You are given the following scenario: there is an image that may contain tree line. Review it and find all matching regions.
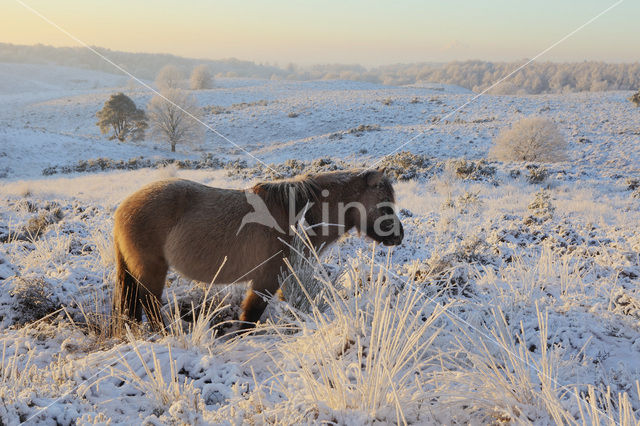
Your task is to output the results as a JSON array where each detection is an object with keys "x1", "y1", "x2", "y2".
[{"x1": 3, "y1": 43, "x2": 640, "y2": 94}]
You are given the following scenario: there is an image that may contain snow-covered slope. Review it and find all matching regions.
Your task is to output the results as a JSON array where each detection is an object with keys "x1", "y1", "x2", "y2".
[{"x1": 0, "y1": 63, "x2": 639, "y2": 424}]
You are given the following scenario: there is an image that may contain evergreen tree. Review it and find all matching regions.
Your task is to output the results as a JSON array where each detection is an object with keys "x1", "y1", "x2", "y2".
[{"x1": 96, "y1": 93, "x2": 147, "y2": 141}]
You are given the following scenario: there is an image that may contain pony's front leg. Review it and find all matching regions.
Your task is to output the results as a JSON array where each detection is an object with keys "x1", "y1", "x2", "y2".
[{"x1": 239, "y1": 277, "x2": 280, "y2": 329}]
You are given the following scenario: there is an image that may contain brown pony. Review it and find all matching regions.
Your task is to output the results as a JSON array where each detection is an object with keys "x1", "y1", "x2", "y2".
[{"x1": 112, "y1": 168, "x2": 403, "y2": 329}]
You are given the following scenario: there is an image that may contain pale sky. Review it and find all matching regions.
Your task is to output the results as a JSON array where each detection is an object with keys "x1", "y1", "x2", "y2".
[{"x1": 3, "y1": 0, "x2": 639, "y2": 66}]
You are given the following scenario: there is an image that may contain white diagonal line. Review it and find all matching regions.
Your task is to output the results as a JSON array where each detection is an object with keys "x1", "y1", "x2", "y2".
[
  {"x1": 363, "y1": 0, "x2": 625, "y2": 173},
  {"x1": 13, "y1": 0, "x2": 282, "y2": 177}
]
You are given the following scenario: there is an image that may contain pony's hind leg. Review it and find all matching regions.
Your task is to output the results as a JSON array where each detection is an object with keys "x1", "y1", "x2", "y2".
[
  {"x1": 114, "y1": 243, "x2": 144, "y2": 325},
  {"x1": 141, "y1": 291, "x2": 166, "y2": 332},
  {"x1": 136, "y1": 263, "x2": 169, "y2": 332},
  {"x1": 239, "y1": 276, "x2": 280, "y2": 329}
]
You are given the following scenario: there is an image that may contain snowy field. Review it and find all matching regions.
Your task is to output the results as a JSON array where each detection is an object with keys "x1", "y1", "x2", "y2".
[{"x1": 0, "y1": 62, "x2": 640, "y2": 424}]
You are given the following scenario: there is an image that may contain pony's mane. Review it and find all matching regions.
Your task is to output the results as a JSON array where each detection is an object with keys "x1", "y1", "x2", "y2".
[{"x1": 252, "y1": 174, "x2": 321, "y2": 210}]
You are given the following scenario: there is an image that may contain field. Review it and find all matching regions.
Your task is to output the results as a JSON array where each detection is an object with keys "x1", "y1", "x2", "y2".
[{"x1": 1, "y1": 62, "x2": 640, "y2": 424}]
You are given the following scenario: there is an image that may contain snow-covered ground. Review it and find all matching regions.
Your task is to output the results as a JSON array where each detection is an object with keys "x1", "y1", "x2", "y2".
[{"x1": 0, "y1": 63, "x2": 640, "y2": 424}]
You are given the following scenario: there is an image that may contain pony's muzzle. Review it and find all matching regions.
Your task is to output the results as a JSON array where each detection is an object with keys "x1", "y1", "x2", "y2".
[{"x1": 381, "y1": 219, "x2": 404, "y2": 246}]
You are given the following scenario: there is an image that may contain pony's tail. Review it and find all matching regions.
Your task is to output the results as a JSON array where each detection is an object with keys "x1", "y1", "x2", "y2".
[{"x1": 112, "y1": 241, "x2": 142, "y2": 329}]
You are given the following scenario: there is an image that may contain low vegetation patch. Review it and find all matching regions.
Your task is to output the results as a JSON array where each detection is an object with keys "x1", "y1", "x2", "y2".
[
  {"x1": 1, "y1": 202, "x2": 64, "y2": 242},
  {"x1": 227, "y1": 157, "x2": 348, "y2": 180},
  {"x1": 525, "y1": 189, "x2": 555, "y2": 225},
  {"x1": 21, "y1": 207, "x2": 63, "y2": 240},
  {"x1": 203, "y1": 100, "x2": 268, "y2": 115},
  {"x1": 42, "y1": 154, "x2": 246, "y2": 176},
  {"x1": 328, "y1": 124, "x2": 380, "y2": 140},
  {"x1": 377, "y1": 151, "x2": 437, "y2": 181},
  {"x1": 450, "y1": 158, "x2": 497, "y2": 182},
  {"x1": 8, "y1": 276, "x2": 61, "y2": 325}
]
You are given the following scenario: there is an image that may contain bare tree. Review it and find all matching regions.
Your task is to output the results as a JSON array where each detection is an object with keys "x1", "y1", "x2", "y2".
[
  {"x1": 147, "y1": 89, "x2": 204, "y2": 152},
  {"x1": 490, "y1": 116, "x2": 568, "y2": 162},
  {"x1": 155, "y1": 65, "x2": 184, "y2": 90},
  {"x1": 190, "y1": 65, "x2": 214, "y2": 90},
  {"x1": 96, "y1": 92, "x2": 147, "y2": 141}
]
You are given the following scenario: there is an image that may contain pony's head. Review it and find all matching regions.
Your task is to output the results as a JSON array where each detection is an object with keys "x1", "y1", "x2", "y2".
[
  {"x1": 351, "y1": 168, "x2": 404, "y2": 246},
  {"x1": 252, "y1": 168, "x2": 404, "y2": 247}
]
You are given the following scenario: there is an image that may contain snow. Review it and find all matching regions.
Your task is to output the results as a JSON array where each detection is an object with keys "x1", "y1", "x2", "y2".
[{"x1": 0, "y1": 63, "x2": 639, "y2": 424}]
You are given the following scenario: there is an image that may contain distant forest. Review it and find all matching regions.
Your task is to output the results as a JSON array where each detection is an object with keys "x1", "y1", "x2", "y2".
[{"x1": 1, "y1": 43, "x2": 639, "y2": 94}]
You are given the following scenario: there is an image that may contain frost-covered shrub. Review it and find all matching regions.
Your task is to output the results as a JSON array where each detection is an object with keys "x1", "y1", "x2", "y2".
[
  {"x1": 378, "y1": 151, "x2": 435, "y2": 181},
  {"x1": 490, "y1": 117, "x2": 568, "y2": 162},
  {"x1": 526, "y1": 164, "x2": 548, "y2": 184},
  {"x1": 456, "y1": 191, "x2": 482, "y2": 214},
  {"x1": 23, "y1": 208, "x2": 62, "y2": 239},
  {"x1": 611, "y1": 291, "x2": 640, "y2": 321},
  {"x1": 12, "y1": 204, "x2": 63, "y2": 241},
  {"x1": 227, "y1": 157, "x2": 347, "y2": 180},
  {"x1": 9, "y1": 277, "x2": 61, "y2": 324},
  {"x1": 156, "y1": 65, "x2": 184, "y2": 90},
  {"x1": 346, "y1": 124, "x2": 380, "y2": 135},
  {"x1": 451, "y1": 159, "x2": 496, "y2": 182},
  {"x1": 190, "y1": 64, "x2": 213, "y2": 90},
  {"x1": 412, "y1": 235, "x2": 491, "y2": 296},
  {"x1": 525, "y1": 189, "x2": 555, "y2": 224}
]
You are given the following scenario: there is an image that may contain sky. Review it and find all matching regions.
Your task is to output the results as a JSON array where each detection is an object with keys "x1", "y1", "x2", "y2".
[{"x1": 3, "y1": 0, "x2": 639, "y2": 66}]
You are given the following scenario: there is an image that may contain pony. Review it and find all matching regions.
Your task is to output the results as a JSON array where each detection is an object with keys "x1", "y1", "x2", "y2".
[{"x1": 112, "y1": 168, "x2": 403, "y2": 330}]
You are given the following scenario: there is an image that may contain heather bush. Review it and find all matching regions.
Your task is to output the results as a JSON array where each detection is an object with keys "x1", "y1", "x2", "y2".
[
  {"x1": 227, "y1": 157, "x2": 347, "y2": 180},
  {"x1": 42, "y1": 154, "x2": 240, "y2": 176},
  {"x1": 450, "y1": 159, "x2": 496, "y2": 182},
  {"x1": 378, "y1": 151, "x2": 435, "y2": 181},
  {"x1": 9, "y1": 277, "x2": 61, "y2": 324},
  {"x1": 20, "y1": 207, "x2": 63, "y2": 240},
  {"x1": 527, "y1": 164, "x2": 548, "y2": 184},
  {"x1": 328, "y1": 124, "x2": 380, "y2": 140}
]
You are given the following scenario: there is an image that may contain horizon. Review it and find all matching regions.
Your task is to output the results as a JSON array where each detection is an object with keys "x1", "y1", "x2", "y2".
[{"x1": 4, "y1": 1, "x2": 639, "y2": 67}]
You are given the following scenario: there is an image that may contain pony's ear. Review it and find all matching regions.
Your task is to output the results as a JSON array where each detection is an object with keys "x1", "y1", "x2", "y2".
[{"x1": 365, "y1": 168, "x2": 385, "y2": 187}]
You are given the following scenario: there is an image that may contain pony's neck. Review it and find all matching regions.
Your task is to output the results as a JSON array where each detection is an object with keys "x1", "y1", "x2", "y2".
[{"x1": 304, "y1": 178, "x2": 361, "y2": 249}]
